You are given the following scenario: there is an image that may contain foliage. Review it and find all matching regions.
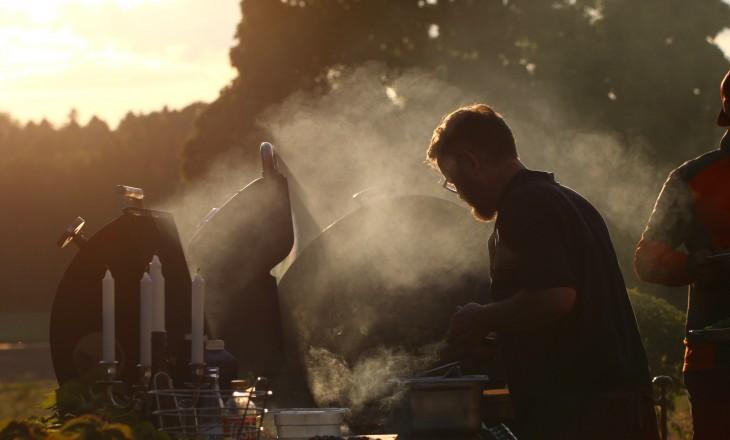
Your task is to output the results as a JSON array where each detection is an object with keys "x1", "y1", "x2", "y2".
[
  {"x1": 0, "y1": 380, "x2": 168, "y2": 440},
  {"x1": 0, "y1": 414, "x2": 134, "y2": 440},
  {"x1": 0, "y1": 104, "x2": 204, "y2": 315},
  {"x1": 628, "y1": 288, "x2": 685, "y2": 379},
  {"x1": 183, "y1": 0, "x2": 730, "y2": 179}
]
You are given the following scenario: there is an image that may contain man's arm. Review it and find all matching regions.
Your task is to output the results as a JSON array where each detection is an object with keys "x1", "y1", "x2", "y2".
[
  {"x1": 634, "y1": 171, "x2": 693, "y2": 286},
  {"x1": 450, "y1": 188, "x2": 577, "y2": 341},
  {"x1": 451, "y1": 287, "x2": 575, "y2": 338}
]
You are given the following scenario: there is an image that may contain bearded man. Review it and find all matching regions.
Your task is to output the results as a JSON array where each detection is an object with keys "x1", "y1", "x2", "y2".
[{"x1": 428, "y1": 104, "x2": 658, "y2": 440}]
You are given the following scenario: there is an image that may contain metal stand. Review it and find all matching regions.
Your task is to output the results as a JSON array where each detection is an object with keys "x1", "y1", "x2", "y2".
[
  {"x1": 148, "y1": 375, "x2": 273, "y2": 439},
  {"x1": 90, "y1": 361, "x2": 131, "y2": 408},
  {"x1": 653, "y1": 375, "x2": 673, "y2": 440}
]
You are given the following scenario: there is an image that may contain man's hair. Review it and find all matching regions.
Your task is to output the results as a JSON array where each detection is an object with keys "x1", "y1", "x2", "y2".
[{"x1": 426, "y1": 104, "x2": 517, "y2": 167}]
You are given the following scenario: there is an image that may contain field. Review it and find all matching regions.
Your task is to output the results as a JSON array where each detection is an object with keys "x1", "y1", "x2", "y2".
[{"x1": 0, "y1": 313, "x2": 55, "y2": 424}]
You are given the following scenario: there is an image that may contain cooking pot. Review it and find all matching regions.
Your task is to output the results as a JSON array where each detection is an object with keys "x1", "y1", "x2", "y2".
[{"x1": 400, "y1": 364, "x2": 489, "y2": 434}]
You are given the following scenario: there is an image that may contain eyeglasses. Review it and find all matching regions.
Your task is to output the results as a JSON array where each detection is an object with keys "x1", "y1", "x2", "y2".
[{"x1": 441, "y1": 179, "x2": 458, "y2": 193}]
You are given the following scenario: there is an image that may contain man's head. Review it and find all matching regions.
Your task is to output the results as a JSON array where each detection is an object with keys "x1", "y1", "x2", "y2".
[
  {"x1": 718, "y1": 70, "x2": 730, "y2": 127},
  {"x1": 426, "y1": 104, "x2": 522, "y2": 221}
]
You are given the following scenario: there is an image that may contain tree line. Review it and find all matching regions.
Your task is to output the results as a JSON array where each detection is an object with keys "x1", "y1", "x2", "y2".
[{"x1": 0, "y1": 105, "x2": 204, "y2": 314}]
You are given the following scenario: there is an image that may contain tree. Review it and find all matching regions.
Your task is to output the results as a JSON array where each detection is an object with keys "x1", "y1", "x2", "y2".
[
  {"x1": 0, "y1": 104, "x2": 205, "y2": 315},
  {"x1": 183, "y1": 0, "x2": 730, "y2": 179}
]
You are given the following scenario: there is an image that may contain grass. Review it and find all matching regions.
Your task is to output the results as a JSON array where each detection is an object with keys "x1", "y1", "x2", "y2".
[
  {"x1": 0, "y1": 378, "x2": 55, "y2": 424},
  {"x1": 669, "y1": 392, "x2": 692, "y2": 440}
]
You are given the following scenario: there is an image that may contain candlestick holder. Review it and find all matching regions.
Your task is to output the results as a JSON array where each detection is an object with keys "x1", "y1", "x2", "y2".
[
  {"x1": 136, "y1": 363, "x2": 152, "y2": 387},
  {"x1": 125, "y1": 364, "x2": 153, "y2": 413},
  {"x1": 187, "y1": 362, "x2": 207, "y2": 388},
  {"x1": 98, "y1": 360, "x2": 119, "y2": 382},
  {"x1": 90, "y1": 361, "x2": 131, "y2": 408}
]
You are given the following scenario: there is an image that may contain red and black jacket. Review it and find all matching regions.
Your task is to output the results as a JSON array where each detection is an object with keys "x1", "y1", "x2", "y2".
[{"x1": 634, "y1": 133, "x2": 730, "y2": 372}]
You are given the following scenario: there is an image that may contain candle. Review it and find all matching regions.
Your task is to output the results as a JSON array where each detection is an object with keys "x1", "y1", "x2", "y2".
[
  {"x1": 139, "y1": 272, "x2": 153, "y2": 366},
  {"x1": 149, "y1": 255, "x2": 165, "y2": 332},
  {"x1": 191, "y1": 273, "x2": 205, "y2": 365},
  {"x1": 102, "y1": 269, "x2": 115, "y2": 363}
]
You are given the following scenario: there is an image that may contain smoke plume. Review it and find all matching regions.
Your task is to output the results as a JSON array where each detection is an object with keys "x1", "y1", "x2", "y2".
[{"x1": 161, "y1": 62, "x2": 673, "y2": 408}]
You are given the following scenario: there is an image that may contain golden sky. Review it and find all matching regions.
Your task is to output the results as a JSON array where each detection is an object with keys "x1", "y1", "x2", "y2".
[
  {"x1": 0, "y1": 0, "x2": 239, "y2": 127},
  {"x1": 0, "y1": 1, "x2": 728, "y2": 128}
]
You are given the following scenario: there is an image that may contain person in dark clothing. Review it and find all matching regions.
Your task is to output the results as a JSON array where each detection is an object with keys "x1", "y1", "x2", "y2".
[
  {"x1": 634, "y1": 70, "x2": 730, "y2": 440},
  {"x1": 427, "y1": 104, "x2": 659, "y2": 440}
]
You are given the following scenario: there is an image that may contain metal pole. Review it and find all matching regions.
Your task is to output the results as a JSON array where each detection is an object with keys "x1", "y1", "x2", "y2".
[{"x1": 653, "y1": 375, "x2": 673, "y2": 440}]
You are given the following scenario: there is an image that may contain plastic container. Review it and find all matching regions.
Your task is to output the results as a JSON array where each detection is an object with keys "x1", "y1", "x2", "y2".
[{"x1": 273, "y1": 409, "x2": 347, "y2": 440}]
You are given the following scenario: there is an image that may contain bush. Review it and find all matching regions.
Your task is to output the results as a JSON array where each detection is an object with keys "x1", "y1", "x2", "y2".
[{"x1": 628, "y1": 288, "x2": 685, "y2": 380}]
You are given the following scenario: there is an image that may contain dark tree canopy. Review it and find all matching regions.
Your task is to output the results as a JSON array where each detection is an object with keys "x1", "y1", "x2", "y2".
[{"x1": 183, "y1": 0, "x2": 730, "y2": 178}]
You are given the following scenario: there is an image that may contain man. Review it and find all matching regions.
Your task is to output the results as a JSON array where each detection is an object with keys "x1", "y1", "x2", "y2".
[
  {"x1": 428, "y1": 104, "x2": 658, "y2": 440},
  {"x1": 634, "y1": 70, "x2": 730, "y2": 439}
]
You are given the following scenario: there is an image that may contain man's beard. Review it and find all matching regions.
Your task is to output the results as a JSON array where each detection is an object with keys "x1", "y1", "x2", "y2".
[{"x1": 471, "y1": 205, "x2": 496, "y2": 222}]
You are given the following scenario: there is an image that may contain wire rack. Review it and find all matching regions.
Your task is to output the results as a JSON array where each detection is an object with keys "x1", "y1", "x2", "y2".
[{"x1": 149, "y1": 376, "x2": 272, "y2": 439}]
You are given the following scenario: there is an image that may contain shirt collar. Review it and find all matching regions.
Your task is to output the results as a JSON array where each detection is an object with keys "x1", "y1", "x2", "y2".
[{"x1": 497, "y1": 169, "x2": 556, "y2": 209}]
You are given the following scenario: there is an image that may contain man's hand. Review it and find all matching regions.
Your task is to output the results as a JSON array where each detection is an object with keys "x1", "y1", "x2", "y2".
[
  {"x1": 442, "y1": 302, "x2": 489, "y2": 363},
  {"x1": 450, "y1": 288, "x2": 575, "y2": 337},
  {"x1": 448, "y1": 302, "x2": 488, "y2": 343}
]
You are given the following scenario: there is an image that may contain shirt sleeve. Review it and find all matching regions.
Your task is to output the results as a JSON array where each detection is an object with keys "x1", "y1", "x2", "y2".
[
  {"x1": 634, "y1": 171, "x2": 693, "y2": 286},
  {"x1": 494, "y1": 188, "x2": 576, "y2": 291}
]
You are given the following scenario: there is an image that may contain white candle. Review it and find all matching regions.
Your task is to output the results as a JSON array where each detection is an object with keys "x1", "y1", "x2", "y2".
[
  {"x1": 102, "y1": 269, "x2": 115, "y2": 363},
  {"x1": 191, "y1": 273, "x2": 205, "y2": 365},
  {"x1": 150, "y1": 255, "x2": 165, "y2": 332},
  {"x1": 139, "y1": 272, "x2": 153, "y2": 366}
]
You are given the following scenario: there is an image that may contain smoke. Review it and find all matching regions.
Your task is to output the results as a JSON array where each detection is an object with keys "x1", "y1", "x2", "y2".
[
  {"x1": 260, "y1": 63, "x2": 469, "y2": 228},
  {"x1": 305, "y1": 342, "x2": 445, "y2": 409},
  {"x1": 160, "y1": 148, "x2": 260, "y2": 244},
  {"x1": 261, "y1": 62, "x2": 669, "y2": 237},
  {"x1": 255, "y1": 62, "x2": 671, "y2": 407},
  {"x1": 514, "y1": 124, "x2": 667, "y2": 236},
  {"x1": 159, "y1": 62, "x2": 672, "y2": 409}
]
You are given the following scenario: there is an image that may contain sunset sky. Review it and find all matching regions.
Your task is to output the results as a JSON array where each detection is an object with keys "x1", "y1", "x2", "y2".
[
  {"x1": 0, "y1": 0, "x2": 239, "y2": 127},
  {"x1": 0, "y1": 0, "x2": 728, "y2": 128}
]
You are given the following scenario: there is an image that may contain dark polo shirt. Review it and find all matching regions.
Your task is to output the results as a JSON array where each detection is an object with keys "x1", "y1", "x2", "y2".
[{"x1": 488, "y1": 170, "x2": 651, "y2": 413}]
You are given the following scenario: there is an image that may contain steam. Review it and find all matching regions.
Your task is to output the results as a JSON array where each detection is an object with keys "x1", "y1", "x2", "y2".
[
  {"x1": 260, "y1": 62, "x2": 669, "y2": 237},
  {"x1": 260, "y1": 63, "x2": 468, "y2": 227},
  {"x1": 255, "y1": 63, "x2": 670, "y2": 407},
  {"x1": 159, "y1": 62, "x2": 673, "y2": 409},
  {"x1": 305, "y1": 342, "x2": 445, "y2": 409},
  {"x1": 160, "y1": 148, "x2": 260, "y2": 244}
]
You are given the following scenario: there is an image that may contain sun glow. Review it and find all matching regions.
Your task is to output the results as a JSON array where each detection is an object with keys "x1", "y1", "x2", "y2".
[{"x1": 0, "y1": 0, "x2": 239, "y2": 126}]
